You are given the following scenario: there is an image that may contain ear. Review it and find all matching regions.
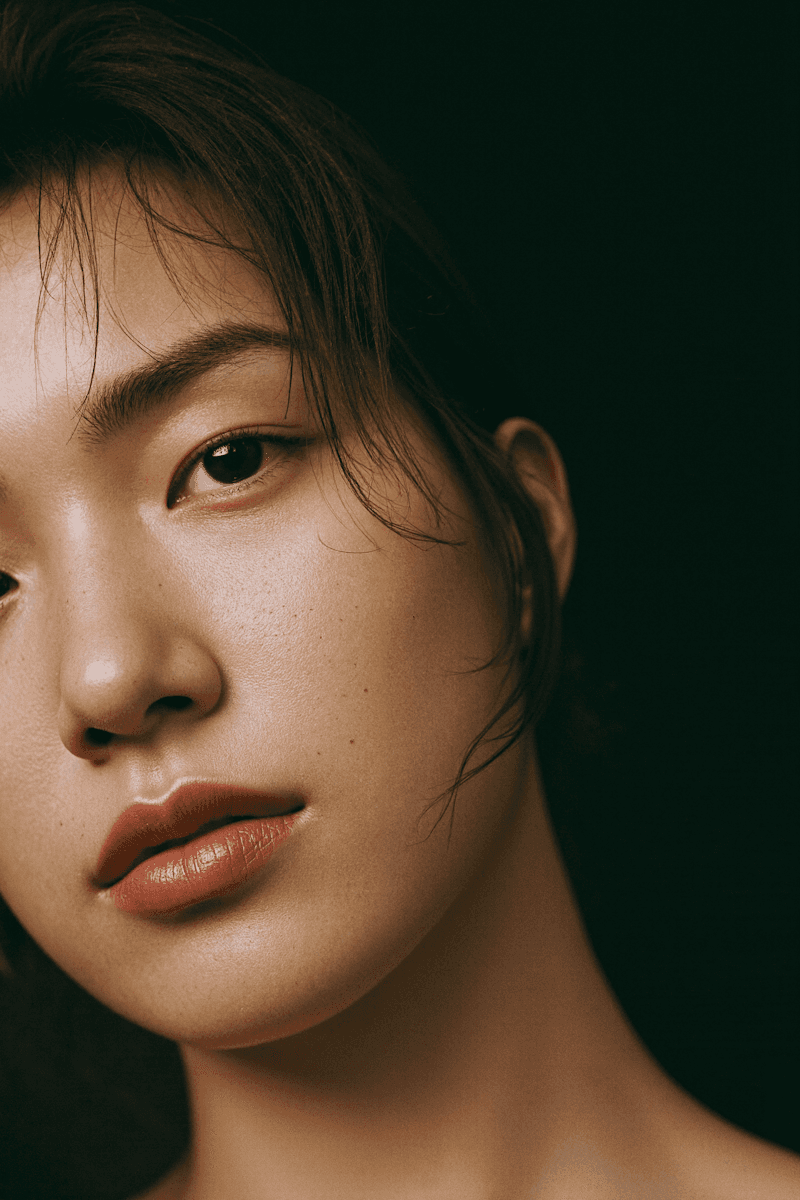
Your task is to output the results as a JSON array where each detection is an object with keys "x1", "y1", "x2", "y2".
[{"x1": 493, "y1": 418, "x2": 577, "y2": 601}]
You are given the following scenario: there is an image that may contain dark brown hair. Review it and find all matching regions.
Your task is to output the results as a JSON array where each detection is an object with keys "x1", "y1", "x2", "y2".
[{"x1": 0, "y1": 3, "x2": 566, "y2": 1194}]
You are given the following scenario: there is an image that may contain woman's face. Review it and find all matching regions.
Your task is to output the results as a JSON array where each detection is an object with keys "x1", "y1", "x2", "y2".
[{"x1": 0, "y1": 179, "x2": 527, "y2": 1048}]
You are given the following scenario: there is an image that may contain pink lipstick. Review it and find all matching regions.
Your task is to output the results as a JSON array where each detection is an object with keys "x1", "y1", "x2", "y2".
[{"x1": 93, "y1": 782, "x2": 302, "y2": 916}]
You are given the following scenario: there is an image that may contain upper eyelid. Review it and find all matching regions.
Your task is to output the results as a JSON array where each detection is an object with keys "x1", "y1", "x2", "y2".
[
  {"x1": 178, "y1": 424, "x2": 306, "y2": 470},
  {"x1": 177, "y1": 424, "x2": 268, "y2": 474}
]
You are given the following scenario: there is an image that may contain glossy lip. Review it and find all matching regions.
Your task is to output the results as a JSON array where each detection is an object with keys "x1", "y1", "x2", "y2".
[{"x1": 93, "y1": 781, "x2": 304, "y2": 889}]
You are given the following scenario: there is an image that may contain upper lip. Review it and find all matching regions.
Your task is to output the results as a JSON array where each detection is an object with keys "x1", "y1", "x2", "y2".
[{"x1": 93, "y1": 781, "x2": 303, "y2": 887}]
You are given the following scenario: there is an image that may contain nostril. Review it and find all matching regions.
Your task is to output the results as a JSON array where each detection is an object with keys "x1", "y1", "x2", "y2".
[
  {"x1": 81, "y1": 699, "x2": 192, "y2": 748},
  {"x1": 157, "y1": 696, "x2": 193, "y2": 712},
  {"x1": 86, "y1": 728, "x2": 114, "y2": 747}
]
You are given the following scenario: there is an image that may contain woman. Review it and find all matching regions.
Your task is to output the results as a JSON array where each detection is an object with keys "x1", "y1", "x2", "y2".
[{"x1": 0, "y1": 3, "x2": 796, "y2": 1197}]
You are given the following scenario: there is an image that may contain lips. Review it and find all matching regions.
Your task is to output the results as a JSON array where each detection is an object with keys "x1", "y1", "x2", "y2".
[{"x1": 93, "y1": 782, "x2": 303, "y2": 915}]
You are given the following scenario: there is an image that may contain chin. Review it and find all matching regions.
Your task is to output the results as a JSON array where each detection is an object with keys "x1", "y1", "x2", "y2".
[{"x1": 75, "y1": 898, "x2": 444, "y2": 1053}]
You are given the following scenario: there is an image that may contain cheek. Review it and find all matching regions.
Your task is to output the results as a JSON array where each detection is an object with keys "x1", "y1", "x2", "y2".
[
  {"x1": 211, "y1": 502, "x2": 505, "y2": 809},
  {"x1": 0, "y1": 637, "x2": 80, "y2": 904},
  {"x1": 0, "y1": 477, "x2": 518, "y2": 1047},
  {"x1": 0, "y1": 704, "x2": 98, "y2": 956}
]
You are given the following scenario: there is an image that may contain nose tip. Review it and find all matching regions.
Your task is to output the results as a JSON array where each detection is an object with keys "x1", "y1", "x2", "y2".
[{"x1": 58, "y1": 642, "x2": 223, "y2": 760}]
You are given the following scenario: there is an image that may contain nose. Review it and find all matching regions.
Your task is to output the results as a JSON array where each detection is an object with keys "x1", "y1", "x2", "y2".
[{"x1": 56, "y1": 580, "x2": 223, "y2": 762}]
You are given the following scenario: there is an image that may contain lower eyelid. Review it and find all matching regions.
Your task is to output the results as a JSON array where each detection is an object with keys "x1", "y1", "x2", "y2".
[{"x1": 213, "y1": 463, "x2": 274, "y2": 496}]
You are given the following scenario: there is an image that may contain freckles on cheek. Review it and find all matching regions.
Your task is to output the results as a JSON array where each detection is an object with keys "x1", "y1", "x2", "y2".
[
  {"x1": 287, "y1": 543, "x2": 497, "y2": 757},
  {"x1": 201, "y1": 467, "x2": 499, "y2": 799}
]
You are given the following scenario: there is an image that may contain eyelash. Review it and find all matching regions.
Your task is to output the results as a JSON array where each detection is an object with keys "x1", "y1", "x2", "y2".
[{"x1": 169, "y1": 427, "x2": 310, "y2": 507}]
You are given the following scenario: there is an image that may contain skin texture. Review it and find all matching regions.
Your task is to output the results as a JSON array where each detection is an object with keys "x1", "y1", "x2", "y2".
[{"x1": 0, "y1": 177, "x2": 798, "y2": 1199}]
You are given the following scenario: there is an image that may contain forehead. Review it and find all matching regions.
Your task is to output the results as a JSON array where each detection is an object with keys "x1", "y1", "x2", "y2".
[{"x1": 0, "y1": 173, "x2": 284, "y2": 420}]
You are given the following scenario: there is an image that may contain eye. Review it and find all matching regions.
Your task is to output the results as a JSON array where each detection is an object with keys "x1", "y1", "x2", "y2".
[
  {"x1": 202, "y1": 436, "x2": 266, "y2": 486},
  {"x1": 170, "y1": 429, "x2": 308, "y2": 506}
]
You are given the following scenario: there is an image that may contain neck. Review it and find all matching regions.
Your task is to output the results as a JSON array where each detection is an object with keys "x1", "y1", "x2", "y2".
[{"x1": 173, "y1": 744, "x2": 690, "y2": 1198}]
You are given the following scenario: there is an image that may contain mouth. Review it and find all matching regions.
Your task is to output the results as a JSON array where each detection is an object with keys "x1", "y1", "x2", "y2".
[
  {"x1": 104, "y1": 811, "x2": 267, "y2": 884},
  {"x1": 93, "y1": 782, "x2": 304, "y2": 889}
]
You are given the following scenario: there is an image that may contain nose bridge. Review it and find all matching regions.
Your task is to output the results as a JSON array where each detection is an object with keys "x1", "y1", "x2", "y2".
[
  {"x1": 51, "y1": 507, "x2": 222, "y2": 754},
  {"x1": 53, "y1": 501, "x2": 159, "y2": 654}
]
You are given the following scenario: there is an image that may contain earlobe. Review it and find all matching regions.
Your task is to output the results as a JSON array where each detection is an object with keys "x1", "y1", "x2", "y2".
[{"x1": 493, "y1": 417, "x2": 577, "y2": 601}]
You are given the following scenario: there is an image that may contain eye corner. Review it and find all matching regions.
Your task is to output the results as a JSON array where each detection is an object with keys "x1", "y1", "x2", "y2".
[{"x1": 0, "y1": 572, "x2": 19, "y2": 601}]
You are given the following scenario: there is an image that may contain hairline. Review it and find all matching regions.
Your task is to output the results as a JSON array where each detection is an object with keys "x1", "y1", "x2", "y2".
[{"x1": 22, "y1": 161, "x2": 483, "y2": 535}]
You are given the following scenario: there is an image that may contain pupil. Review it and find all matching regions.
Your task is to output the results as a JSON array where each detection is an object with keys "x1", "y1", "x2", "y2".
[{"x1": 203, "y1": 438, "x2": 264, "y2": 485}]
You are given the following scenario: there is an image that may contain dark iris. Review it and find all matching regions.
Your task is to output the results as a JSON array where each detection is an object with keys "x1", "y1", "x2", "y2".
[
  {"x1": 0, "y1": 574, "x2": 15, "y2": 599},
  {"x1": 203, "y1": 437, "x2": 265, "y2": 485}
]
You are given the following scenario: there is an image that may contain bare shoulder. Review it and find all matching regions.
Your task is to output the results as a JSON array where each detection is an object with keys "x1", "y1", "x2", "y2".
[
  {"x1": 638, "y1": 1058, "x2": 800, "y2": 1200},
  {"x1": 530, "y1": 1088, "x2": 800, "y2": 1200},
  {"x1": 683, "y1": 1115, "x2": 800, "y2": 1200}
]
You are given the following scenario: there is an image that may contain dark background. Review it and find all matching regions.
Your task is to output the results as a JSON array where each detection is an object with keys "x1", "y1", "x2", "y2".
[
  {"x1": 172, "y1": 0, "x2": 799, "y2": 1153},
  {"x1": 1, "y1": 4, "x2": 795, "y2": 1192}
]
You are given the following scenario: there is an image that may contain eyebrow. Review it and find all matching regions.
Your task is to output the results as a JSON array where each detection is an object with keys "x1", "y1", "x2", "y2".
[{"x1": 72, "y1": 319, "x2": 296, "y2": 450}]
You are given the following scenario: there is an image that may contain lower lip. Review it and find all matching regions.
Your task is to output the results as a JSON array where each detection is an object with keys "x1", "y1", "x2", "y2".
[{"x1": 106, "y1": 814, "x2": 299, "y2": 916}]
